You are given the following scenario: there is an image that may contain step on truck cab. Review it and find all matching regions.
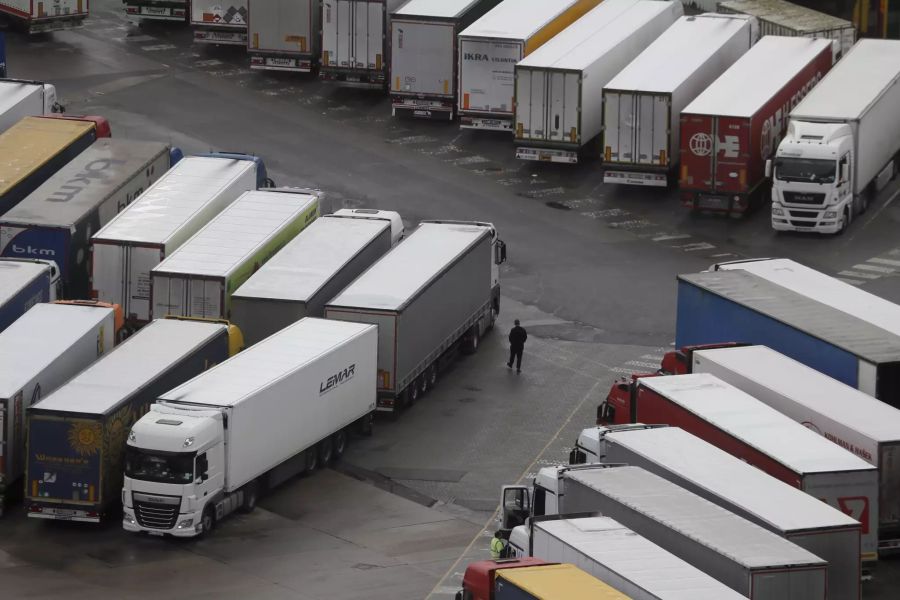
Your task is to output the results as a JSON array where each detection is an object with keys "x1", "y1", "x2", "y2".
[
  {"x1": 769, "y1": 40, "x2": 900, "y2": 234},
  {"x1": 0, "y1": 0, "x2": 89, "y2": 33},
  {"x1": 122, "y1": 318, "x2": 376, "y2": 537},
  {"x1": 25, "y1": 317, "x2": 241, "y2": 522},
  {"x1": 0, "y1": 115, "x2": 111, "y2": 216},
  {"x1": 124, "y1": 0, "x2": 188, "y2": 21},
  {"x1": 0, "y1": 258, "x2": 61, "y2": 333},
  {"x1": 231, "y1": 208, "x2": 401, "y2": 346},
  {"x1": 325, "y1": 220, "x2": 506, "y2": 414},
  {"x1": 91, "y1": 153, "x2": 268, "y2": 329},
  {"x1": 0, "y1": 79, "x2": 61, "y2": 134},
  {"x1": 192, "y1": 0, "x2": 248, "y2": 45},
  {"x1": 0, "y1": 139, "x2": 178, "y2": 299},
  {"x1": 0, "y1": 300, "x2": 121, "y2": 514}
]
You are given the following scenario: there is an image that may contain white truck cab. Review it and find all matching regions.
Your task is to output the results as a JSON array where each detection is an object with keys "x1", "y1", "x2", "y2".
[
  {"x1": 332, "y1": 208, "x2": 406, "y2": 245},
  {"x1": 123, "y1": 404, "x2": 230, "y2": 537},
  {"x1": 770, "y1": 121, "x2": 858, "y2": 234}
]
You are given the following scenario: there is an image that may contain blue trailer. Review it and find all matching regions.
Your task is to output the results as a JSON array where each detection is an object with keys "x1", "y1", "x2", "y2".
[
  {"x1": 0, "y1": 139, "x2": 181, "y2": 299},
  {"x1": 0, "y1": 258, "x2": 59, "y2": 333},
  {"x1": 677, "y1": 270, "x2": 900, "y2": 405}
]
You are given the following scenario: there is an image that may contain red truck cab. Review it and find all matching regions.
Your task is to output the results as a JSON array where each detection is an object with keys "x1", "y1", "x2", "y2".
[{"x1": 457, "y1": 558, "x2": 554, "y2": 600}]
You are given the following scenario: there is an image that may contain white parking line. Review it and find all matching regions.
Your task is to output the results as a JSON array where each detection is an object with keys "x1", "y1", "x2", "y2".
[
  {"x1": 838, "y1": 270, "x2": 881, "y2": 280},
  {"x1": 652, "y1": 233, "x2": 691, "y2": 242},
  {"x1": 836, "y1": 277, "x2": 864, "y2": 286},
  {"x1": 141, "y1": 44, "x2": 177, "y2": 51},
  {"x1": 867, "y1": 257, "x2": 900, "y2": 268},
  {"x1": 678, "y1": 242, "x2": 716, "y2": 252},
  {"x1": 853, "y1": 263, "x2": 895, "y2": 274}
]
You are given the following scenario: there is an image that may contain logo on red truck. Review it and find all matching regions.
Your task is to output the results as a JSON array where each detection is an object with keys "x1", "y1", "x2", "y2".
[
  {"x1": 689, "y1": 133, "x2": 740, "y2": 158},
  {"x1": 838, "y1": 496, "x2": 871, "y2": 534},
  {"x1": 759, "y1": 71, "x2": 824, "y2": 160}
]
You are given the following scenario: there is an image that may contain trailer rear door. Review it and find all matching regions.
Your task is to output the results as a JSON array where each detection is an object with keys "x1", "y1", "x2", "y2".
[{"x1": 392, "y1": 20, "x2": 455, "y2": 97}]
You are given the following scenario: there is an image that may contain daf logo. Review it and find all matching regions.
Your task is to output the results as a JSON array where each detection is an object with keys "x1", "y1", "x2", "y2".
[
  {"x1": 146, "y1": 496, "x2": 166, "y2": 503},
  {"x1": 689, "y1": 133, "x2": 713, "y2": 157}
]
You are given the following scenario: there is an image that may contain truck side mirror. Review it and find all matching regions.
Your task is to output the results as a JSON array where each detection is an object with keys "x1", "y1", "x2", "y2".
[
  {"x1": 765, "y1": 159, "x2": 772, "y2": 178},
  {"x1": 841, "y1": 162, "x2": 849, "y2": 182},
  {"x1": 495, "y1": 240, "x2": 507, "y2": 265}
]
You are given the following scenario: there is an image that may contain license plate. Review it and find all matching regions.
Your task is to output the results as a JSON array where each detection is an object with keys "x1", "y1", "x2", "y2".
[
  {"x1": 52, "y1": 509, "x2": 75, "y2": 517},
  {"x1": 142, "y1": 7, "x2": 169, "y2": 15},
  {"x1": 539, "y1": 152, "x2": 552, "y2": 161},
  {"x1": 267, "y1": 57, "x2": 296, "y2": 68}
]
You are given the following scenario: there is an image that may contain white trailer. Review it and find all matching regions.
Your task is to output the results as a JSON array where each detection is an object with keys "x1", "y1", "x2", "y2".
[
  {"x1": 390, "y1": 0, "x2": 502, "y2": 120},
  {"x1": 574, "y1": 426, "x2": 862, "y2": 599},
  {"x1": 0, "y1": 80, "x2": 60, "y2": 134},
  {"x1": 457, "y1": 0, "x2": 602, "y2": 132},
  {"x1": 231, "y1": 210, "x2": 400, "y2": 346},
  {"x1": 602, "y1": 13, "x2": 757, "y2": 187},
  {"x1": 320, "y1": 0, "x2": 406, "y2": 87},
  {"x1": 192, "y1": 0, "x2": 248, "y2": 45},
  {"x1": 635, "y1": 373, "x2": 881, "y2": 562},
  {"x1": 718, "y1": 0, "x2": 855, "y2": 61},
  {"x1": 770, "y1": 40, "x2": 900, "y2": 234},
  {"x1": 0, "y1": 258, "x2": 60, "y2": 333},
  {"x1": 529, "y1": 517, "x2": 747, "y2": 599},
  {"x1": 91, "y1": 154, "x2": 266, "y2": 328},
  {"x1": 150, "y1": 188, "x2": 319, "y2": 322},
  {"x1": 248, "y1": 0, "x2": 321, "y2": 72},
  {"x1": 560, "y1": 466, "x2": 828, "y2": 599},
  {"x1": 326, "y1": 221, "x2": 505, "y2": 414},
  {"x1": 123, "y1": 318, "x2": 377, "y2": 537},
  {"x1": 692, "y1": 343, "x2": 900, "y2": 555},
  {"x1": 515, "y1": 0, "x2": 681, "y2": 164},
  {"x1": 0, "y1": 0, "x2": 88, "y2": 33},
  {"x1": 712, "y1": 258, "x2": 900, "y2": 340},
  {"x1": 0, "y1": 301, "x2": 118, "y2": 514}
]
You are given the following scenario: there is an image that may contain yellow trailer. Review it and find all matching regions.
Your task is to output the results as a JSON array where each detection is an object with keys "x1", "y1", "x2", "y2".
[
  {"x1": 0, "y1": 115, "x2": 110, "y2": 215},
  {"x1": 495, "y1": 563, "x2": 632, "y2": 599}
]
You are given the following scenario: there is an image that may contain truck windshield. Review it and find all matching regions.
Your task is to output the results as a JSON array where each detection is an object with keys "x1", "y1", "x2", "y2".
[
  {"x1": 125, "y1": 448, "x2": 195, "y2": 484},
  {"x1": 774, "y1": 158, "x2": 836, "y2": 183}
]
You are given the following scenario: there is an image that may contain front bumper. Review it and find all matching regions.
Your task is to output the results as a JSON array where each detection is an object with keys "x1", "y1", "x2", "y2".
[
  {"x1": 123, "y1": 506, "x2": 202, "y2": 537},
  {"x1": 771, "y1": 204, "x2": 842, "y2": 233}
]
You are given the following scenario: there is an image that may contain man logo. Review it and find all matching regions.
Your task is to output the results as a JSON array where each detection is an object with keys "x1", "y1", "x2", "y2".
[{"x1": 689, "y1": 133, "x2": 713, "y2": 157}]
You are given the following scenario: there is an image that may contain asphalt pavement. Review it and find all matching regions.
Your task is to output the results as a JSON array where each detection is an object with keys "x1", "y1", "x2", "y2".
[{"x1": 3, "y1": 3, "x2": 900, "y2": 598}]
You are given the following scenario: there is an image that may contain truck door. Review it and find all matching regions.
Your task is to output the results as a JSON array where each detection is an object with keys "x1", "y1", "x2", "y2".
[
  {"x1": 547, "y1": 72, "x2": 579, "y2": 145},
  {"x1": 501, "y1": 485, "x2": 530, "y2": 531},
  {"x1": 635, "y1": 94, "x2": 669, "y2": 167}
]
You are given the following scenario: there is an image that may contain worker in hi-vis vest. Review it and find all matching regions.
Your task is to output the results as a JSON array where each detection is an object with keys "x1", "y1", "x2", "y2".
[{"x1": 490, "y1": 530, "x2": 508, "y2": 559}]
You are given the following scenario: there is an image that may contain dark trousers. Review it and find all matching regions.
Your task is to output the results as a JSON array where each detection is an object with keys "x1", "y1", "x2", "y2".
[{"x1": 508, "y1": 345, "x2": 524, "y2": 370}]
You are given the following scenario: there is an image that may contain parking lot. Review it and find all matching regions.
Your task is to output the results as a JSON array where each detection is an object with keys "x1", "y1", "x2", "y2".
[{"x1": 3, "y1": 2, "x2": 900, "y2": 597}]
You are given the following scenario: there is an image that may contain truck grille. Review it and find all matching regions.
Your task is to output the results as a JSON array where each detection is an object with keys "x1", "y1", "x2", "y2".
[
  {"x1": 790, "y1": 220, "x2": 816, "y2": 228},
  {"x1": 789, "y1": 210, "x2": 819, "y2": 219},
  {"x1": 783, "y1": 191, "x2": 825, "y2": 205},
  {"x1": 132, "y1": 493, "x2": 180, "y2": 529}
]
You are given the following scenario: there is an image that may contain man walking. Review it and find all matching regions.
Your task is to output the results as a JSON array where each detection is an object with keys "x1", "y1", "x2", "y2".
[{"x1": 507, "y1": 319, "x2": 527, "y2": 373}]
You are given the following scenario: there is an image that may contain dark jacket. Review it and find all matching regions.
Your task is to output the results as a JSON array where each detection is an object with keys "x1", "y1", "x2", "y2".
[{"x1": 509, "y1": 325, "x2": 527, "y2": 348}]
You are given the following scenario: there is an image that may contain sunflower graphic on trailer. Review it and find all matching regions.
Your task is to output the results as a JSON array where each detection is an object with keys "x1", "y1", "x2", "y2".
[{"x1": 25, "y1": 318, "x2": 241, "y2": 522}]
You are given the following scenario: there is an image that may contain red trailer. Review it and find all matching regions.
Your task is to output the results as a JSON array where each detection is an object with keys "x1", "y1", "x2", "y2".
[
  {"x1": 599, "y1": 372, "x2": 880, "y2": 561},
  {"x1": 679, "y1": 36, "x2": 833, "y2": 215}
]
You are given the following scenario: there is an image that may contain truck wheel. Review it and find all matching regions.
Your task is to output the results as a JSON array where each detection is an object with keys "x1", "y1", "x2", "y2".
[
  {"x1": 418, "y1": 373, "x2": 429, "y2": 396},
  {"x1": 201, "y1": 507, "x2": 215, "y2": 536},
  {"x1": 357, "y1": 413, "x2": 374, "y2": 436},
  {"x1": 427, "y1": 365, "x2": 438, "y2": 389},
  {"x1": 407, "y1": 381, "x2": 420, "y2": 405},
  {"x1": 837, "y1": 208, "x2": 850, "y2": 235},
  {"x1": 333, "y1": 430, "x2": 348, "y2": 459},
  {"x1": 239, "y1": 481, "x2": 258, "y2": 514},
  {"x1": 463, "y1": 325, "x2": 479, "y2": 355},
  {"x1": 318, "y1": 438, "x2": 334, "y2": 466},
  {"x1": 304, "y1": 447, "x2": 319, "y2": 473}
]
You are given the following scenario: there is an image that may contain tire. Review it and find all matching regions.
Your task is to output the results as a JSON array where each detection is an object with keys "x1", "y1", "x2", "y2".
[
  {"x1": 407, "y1": 381, "x2": 420, "y2": 406},
  {"x1": 463, "y1": 324, "x2": 480, "y2": 355},
  {"x1": 333, "y1": 429, "x2": 348, "y2": 460},
  {"x1": 426, "y1": 364, "x2": 438, "y2": 389},
  {"x1": 860, "y1": 193, "x2": 870, "y2": 215},
  {"x1": 304, "y1": 447, "x2": 319, "y2": 473},
  {"x1": 318, "y1": 438, "x2": 334, "y2": 466},
  {"x1": 200, "y1": 507, "x2": 215, "y2": 536},
  {"x1": 239, "y1": 481, "x2": 258, "y2": 514},
  {"x1": 419, "y1": 373, "x2": 429, "y2": 396},
  {"x1": 836, "y1": 208, "x2": 850, "y2": 235},
  {"x1": 357, "y1": 413, "x2": 374, "y2": 437}
]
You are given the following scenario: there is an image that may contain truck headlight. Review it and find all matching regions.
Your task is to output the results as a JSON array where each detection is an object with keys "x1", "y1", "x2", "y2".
[
  {"x1": 772, "y1": 207, "x2": 784, "y2": 216},
  {"x1": 123, "y1": 513, "x2": 135, "y2": 524},
  {"x1": 824, "y1": 211, "x2": 837, "y2": 219},
  {"x1": 177, "y1": 518, "x2": 194, "y2": 529}
]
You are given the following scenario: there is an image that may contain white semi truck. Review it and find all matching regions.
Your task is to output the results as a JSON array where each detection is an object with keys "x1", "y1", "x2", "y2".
[
  {"x1": 769, "y1": 39, "x2": 900, "y2": 234},
  {"x1": 122, "y1": 318, "x2": 377, "y2": 537},
  {"x1": 0, "y1": 79, "x2": 61, "y2": 134}
]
